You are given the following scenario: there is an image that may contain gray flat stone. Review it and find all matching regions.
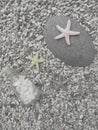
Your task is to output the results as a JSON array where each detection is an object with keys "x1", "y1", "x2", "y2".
[{"x1": 44, "y1": 15, "x2": 96, "y2": 67}]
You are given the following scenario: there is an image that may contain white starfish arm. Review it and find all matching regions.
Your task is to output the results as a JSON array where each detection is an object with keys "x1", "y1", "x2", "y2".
[
  {"x1": 38, "y1": 59, "x2": 45, "y2": 63},
  {"x1": 56, "y1": 25, "x2": 64, "y2": 32},
  {"x1": 66, "y1": 19, "x2": 71, "y2": 30},
  {"x1": 65, "y1": 35, "x2": 70, "y2": 45},
  {"x1": 36, "y1": 63, "x2": 39, "y2": 71},
  {"x1": 69, "y1": 31, "x2": 80, "y2": 35},
  {"x1": 29, "y1": 62, "x2": 34, "y2": 68},
  {"x1": 55, "y1": 33, "x2": 64, "y2": 39},
  {"x1": 26, "y1": 56, "x2": 33, "y2": 60}
]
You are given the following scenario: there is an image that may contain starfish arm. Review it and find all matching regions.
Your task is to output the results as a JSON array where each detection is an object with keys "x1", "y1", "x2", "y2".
[
  {"x1": 63, "y1": 80, "x2": 68, "y2": 84},
  {"x1": 56, "y1": 86, "x2": 61, "y2": 91},
  {"x1": 65, "y1": 35, "x2": 70, "y2": 45},
  {"x1": 26, "y1": 56, "x2": 33, "y2": 61},
  {"x1": 35, "y1": 52, "x2": 39, "y2": 59},
  {"x1": 53, "y1": 80, "x2": 59, "y2": 84},
  {"x1": 29, "y1": 62, "x2": 34, "y2": 68},
  {"x1": 69, "y1": 31, "x2": 80, "y2": 35},
  {"x1": 55, "y1": 33, "x2": 64, "y2": 40},
  {"x1": 38, "y1": 59, "x2": 45, "y2": 63},
  {"x1": 52, "y1": 79, "x2": 58, "y2": 84},
  {"x1": 66, "y1": 19, "x2": 71, "y2": 30},
  {"x1": 56, "y1": 25, "x2": 65, "y2": 32},
  {"x1": 62, "y1": 85, "x2": 68, "y2": 91},
  {"x1": 36, "y1": 63, "x2": 39, "y2": 71}
]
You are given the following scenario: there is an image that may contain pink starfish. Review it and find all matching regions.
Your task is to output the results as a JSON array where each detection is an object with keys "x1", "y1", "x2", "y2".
[{"x1": 55, "y1": 19, "x2": 80, "y2": 45}]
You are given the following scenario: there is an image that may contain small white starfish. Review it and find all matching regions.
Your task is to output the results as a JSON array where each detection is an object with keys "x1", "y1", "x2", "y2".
[
  {"x1": 26, "y1": 52, "x2": 45, "y2": 71},
  {"x1": 55, "y1": 19, "x2": 80, "y2": 45}
]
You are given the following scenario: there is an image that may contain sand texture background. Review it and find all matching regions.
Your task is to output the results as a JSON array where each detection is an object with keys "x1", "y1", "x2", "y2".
[{"x1": 0, "y1": 0, "x2": 98, "y2": 130}]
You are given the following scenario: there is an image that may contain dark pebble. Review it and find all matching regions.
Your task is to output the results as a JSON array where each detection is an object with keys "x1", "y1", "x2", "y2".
[{"x1": 44, "y1": 15, "x2": 96, "y2": 67}]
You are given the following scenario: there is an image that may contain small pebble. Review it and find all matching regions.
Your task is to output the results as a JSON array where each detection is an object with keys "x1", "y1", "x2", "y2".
[{"x1": 36, "y1": 35, "x2": 44, "y2": 41}]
